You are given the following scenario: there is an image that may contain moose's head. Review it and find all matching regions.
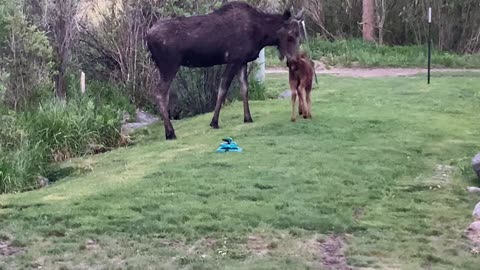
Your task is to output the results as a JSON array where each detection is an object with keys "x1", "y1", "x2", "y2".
[{"x1": 276, "y1": 7, "x2": 306, "y2": 62}]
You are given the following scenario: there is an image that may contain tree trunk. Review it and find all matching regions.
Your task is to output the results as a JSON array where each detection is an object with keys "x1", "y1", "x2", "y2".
[
  {"x1": 55, "y1": 69, "x2": 67, "y2": 100},
  {"x1": 375, "y1": 0, "x2": 385, "y2": 45},
  {"x1": 52, "y1": 0, "x2": 76, "y2": 101},
  {"x1": 362, "y1": 0, "x2": 376, "y2": 42}
]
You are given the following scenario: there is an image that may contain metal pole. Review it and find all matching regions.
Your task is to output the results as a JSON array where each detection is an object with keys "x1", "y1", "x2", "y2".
[{"x1": 428, "y1": 7, "x2": 432, "y2": 84}]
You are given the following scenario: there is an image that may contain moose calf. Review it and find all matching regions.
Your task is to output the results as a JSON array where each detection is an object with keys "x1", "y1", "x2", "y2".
[{"x1": 287, "y1": 51, "x2": 315, "y2": 122}]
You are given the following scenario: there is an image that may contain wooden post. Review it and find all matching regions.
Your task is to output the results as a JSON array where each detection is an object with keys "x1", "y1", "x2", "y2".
[{"x1": 80, "y1": 71, "x2": 86, "y2": 95}]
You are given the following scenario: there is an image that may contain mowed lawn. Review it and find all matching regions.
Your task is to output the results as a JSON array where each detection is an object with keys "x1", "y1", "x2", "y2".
[{"x1": 1, "y1": 73, "x2": 480, "y2": 269}]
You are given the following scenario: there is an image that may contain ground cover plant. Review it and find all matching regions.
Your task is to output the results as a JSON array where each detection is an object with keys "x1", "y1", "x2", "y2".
[
  {"x1": 1, "y1": 73, "x2": 480, "y2": 269},
  {"x1": 265, "y1": 38, "x2": 480, "y2": 69}
]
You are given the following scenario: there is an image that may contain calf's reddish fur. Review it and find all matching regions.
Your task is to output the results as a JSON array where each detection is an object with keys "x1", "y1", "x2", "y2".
[{"x1": 286, "y1": 51, "x2": 315, "y2": 121}]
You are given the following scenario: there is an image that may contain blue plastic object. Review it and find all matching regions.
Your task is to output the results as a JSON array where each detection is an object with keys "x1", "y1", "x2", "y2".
[{"x1": 216, "y1": 137, "x2": 243, "y2": 153}]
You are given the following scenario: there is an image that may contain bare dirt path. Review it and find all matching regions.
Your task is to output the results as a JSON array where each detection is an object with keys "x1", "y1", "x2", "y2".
[{"x1": 266, "y1": 67, "x2": 480, "y2": 78}]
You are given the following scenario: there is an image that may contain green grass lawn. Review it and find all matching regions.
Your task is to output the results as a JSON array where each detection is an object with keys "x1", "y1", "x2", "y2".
[{"x1": 1, "y1": 73, "x2": 480, "y2": 269}]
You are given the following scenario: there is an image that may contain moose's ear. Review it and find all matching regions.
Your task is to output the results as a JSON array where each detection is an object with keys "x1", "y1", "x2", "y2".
[{"x1": 282, "y1": 10, "x2": 292, "y2": 20}]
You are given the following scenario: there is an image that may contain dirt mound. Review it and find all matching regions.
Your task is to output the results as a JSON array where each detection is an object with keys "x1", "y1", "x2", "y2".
[
  {"x1": 0, "y1": 239, "x2": 23, "y2": 257},
  {"x1": 308, "y1": 235, "x2": 354, "y2": 270}
]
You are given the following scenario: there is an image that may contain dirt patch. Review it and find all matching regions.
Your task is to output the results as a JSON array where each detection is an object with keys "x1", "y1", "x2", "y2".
[
  {"x1": 308, "y1": 235, "x2": 354, "y2": 270},
  {"x1": 187, "y1": 237, "x2": 218, "y2": 255},
  {"x1": 432, "y1": 164, "x2": 457, "y2": 183},
  {"x1": 247, "y1": 235, "x2": 271, "y2": 256},
  {"x1": 0, "y1": 239, "x2": 23, "y2": 256},
  {"x1": 266, "y1": 67, "x2": 480, "y2": 78},
  {"x1": 80, "y1": 239, "x2": 100, "y2": 252}
]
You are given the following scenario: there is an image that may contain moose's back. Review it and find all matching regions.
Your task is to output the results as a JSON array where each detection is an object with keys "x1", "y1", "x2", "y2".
[{"x1": 146, "y1": 2, "x2": 266, "y2": 67}]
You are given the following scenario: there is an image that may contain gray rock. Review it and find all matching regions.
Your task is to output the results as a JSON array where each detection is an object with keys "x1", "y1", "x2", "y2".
[
  {"x1": 472, "y1": 153, "x2": 480, "y2": 179},
  {"x1": 473, "y1": 202, "x2": 480, "y2": 220},
  {"x1": 121, "y1": 122, "x2": 152, "y2": 135},
  {"x1": 465, "y1": 221, "x2": 480, "y2": 243},
  {"x1": 36, "y1": 176, "x2": 49, "y2": 188},
  {"x1": 467, "y1": 187, "x2": 480, "y2": 193},
  {"x1": 278, "y1": 89, "x2": 292, "y2": 99},
  {"x1": 121, "y1": 111, "x2": 131, "y2": 124},
  {"x1": 120, "y1": 109, "x2": 160, "y2": 135},
  {"x1": 135, "y1": 109, "x2": 159, "y2": 124}
]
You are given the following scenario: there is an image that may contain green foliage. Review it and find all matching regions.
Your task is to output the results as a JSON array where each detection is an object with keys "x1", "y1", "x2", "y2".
[
  {"x1": 0, "y1": 90, "x2": 129, "y2": 193},
  {"x1": 22, "y1": 99, "x2": 123, "y2": 159},
  {"x1": 248, "y1": 79, "x2": 267, "y2": 101},
  {"x1": 0, "y1": 114, "x2": 46, "y2": 193},
  {"x1": 169, "y1": 66, "x2": 222, "y2": 119},
  {"x1": 0, "y1": 5, "x2": 54, "y2": 110},
  {"x1": 65, "y1": 74, "x2": 136, "y2": 117},
  {"x1": 266, "y1": 38, "x2": 480, "y2": 68},
  {"x1": 167, "y1": 65, "x2": 256, "y2": 119},
  {"x1": 308, "y1": 38, "x2": 480, "y2": 68}
]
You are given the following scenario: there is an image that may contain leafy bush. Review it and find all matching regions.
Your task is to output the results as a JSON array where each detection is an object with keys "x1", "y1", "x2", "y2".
[
  {"x1": 0, "y1": 114, "x2": 46, "y2": 193},
  {"x1": 22, "y1": 99, "x2": 123, "y2": 160},
  {"x1": 248, "y1": 79, "x2": 267, "y2": 101},
  {"x1": 0, "y1": 6, "x2": 54, "y2": 111},
  {"x1": 0, "y1": 91, "x2": 129, "y2": 193},
  {"x1": 309, "y1": 38, "x2": 480, "y2": 68}
]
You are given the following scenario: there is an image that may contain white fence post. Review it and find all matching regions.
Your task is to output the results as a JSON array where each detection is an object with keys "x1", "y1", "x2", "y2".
[
  {"x1": 255, "y1": 48, "x2": 265, "y2": 83},
  {"x1": 80, "y1": 71, "x2": 86, "y2": 95}
]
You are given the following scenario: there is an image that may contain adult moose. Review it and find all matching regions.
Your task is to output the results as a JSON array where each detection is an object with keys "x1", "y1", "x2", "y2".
[{"x1": 146, "y1": 1, "x2": 305, "y2": 140}]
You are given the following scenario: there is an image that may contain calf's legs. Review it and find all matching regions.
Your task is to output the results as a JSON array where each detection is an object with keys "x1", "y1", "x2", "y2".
[
  {"x1": 305, "y1": 90, "x2": 312, "y2": 119},
  {"x1": 298, "y1": 87, "x2": 308, "y2": 119},
  {"x1": 289, "y1": 79, "x2": 298, "y2": 122}
]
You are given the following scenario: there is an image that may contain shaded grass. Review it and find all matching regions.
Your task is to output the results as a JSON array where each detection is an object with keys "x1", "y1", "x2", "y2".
[
  {"x1": 1, "y1": 74, "x2": 480, "y2": 269},
  {"x1": 266, "y1": 38, "x2": 480, "y2": 69}
]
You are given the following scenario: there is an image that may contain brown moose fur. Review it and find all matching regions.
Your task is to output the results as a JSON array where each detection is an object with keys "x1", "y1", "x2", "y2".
[{"x1": 287, "y1": 51, "x2": 315, "y2": 121}]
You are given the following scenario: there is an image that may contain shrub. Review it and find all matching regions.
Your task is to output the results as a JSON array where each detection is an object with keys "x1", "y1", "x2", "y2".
[
  {"x1": 248, "y1": 79, "x2": 267, "y2": 101},
  {"x1": 0, "y1": 114, "x2": 46, "y2": 193},
  {"x1": 0, "y1": 94, "x2": 128, "y2": 193}
]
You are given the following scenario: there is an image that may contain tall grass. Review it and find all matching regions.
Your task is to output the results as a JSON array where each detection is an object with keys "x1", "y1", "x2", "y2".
[
  {"x1": 266, "y1": 38, "x2": 480, "y2": 68},
  {"x1": 0, "y1": 81, "x2": 133, "y2": 194},
  {"x1": 0, "y1": 115, "x2": 46, "y2": 193}
]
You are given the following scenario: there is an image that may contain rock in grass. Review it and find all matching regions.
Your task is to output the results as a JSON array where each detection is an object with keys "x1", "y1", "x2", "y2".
[
  {"x1": 36, "y1": 176, "x2": 49, "y2": 189},
  {"x1": 467, "y1": 187, "x2": 480, "y2": 193},
  {"x1": 135, "y1": 109, "x2": 159, "y2": 124},
  {"x1": 472, "y1": 153, "x2": 480, "y2": 179},
  {"x1": 465, "y1": 221, "x2": 480, "y2": 243},
  {"x1": 473, "y1": 202, "x2": 480, "y2": 220},
  {"x1": 278, "y1": 89, "x2": 291, "y2": 99},
  {"x1": 120, "y1": 109, "x2": 160, "y2": 135}
]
